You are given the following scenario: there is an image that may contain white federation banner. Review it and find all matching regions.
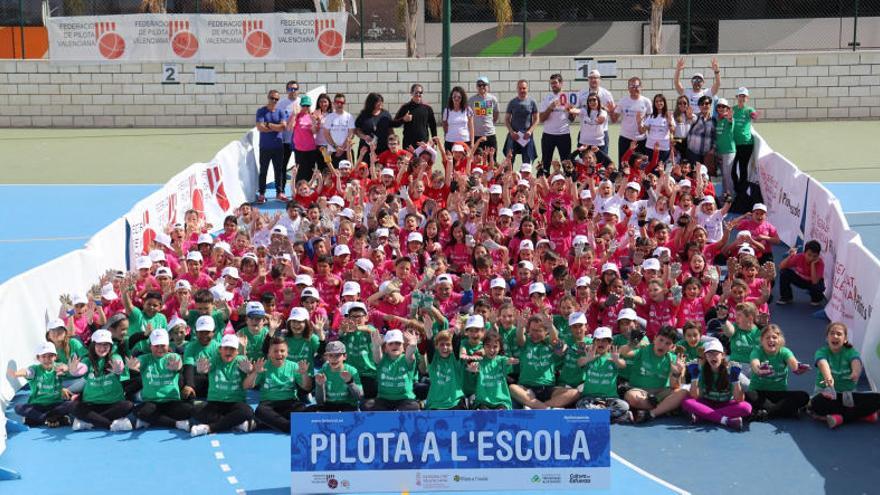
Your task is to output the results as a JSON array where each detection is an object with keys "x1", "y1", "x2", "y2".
[
  {"x1": 824, "y1": 231, "x2": 878, "y2": 350},
  {"x1": 755, "y1": 151, "x2": 808, "y2": 247},
  {"x1": 47, "y1": 13, "x2": 346, "y2": 62},
  {"x1": 860, "y1": 293, "x2": 880, "y2": 390},
  {"x1": 802, "y1": 177, "x2": 850, "y2": 299}
]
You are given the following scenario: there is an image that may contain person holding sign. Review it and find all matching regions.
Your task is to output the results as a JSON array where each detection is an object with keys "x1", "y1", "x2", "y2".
[
  {"x1": 245, "y1": 336, "x2": 312, "y2": 433},
  {"x1": 681, "y1": 338, "x2": 751, "y2": 431},
  {"x1": 809, "y1": 322, "x2": 880, "y2": 428},
  {"x1": 538, "y1": 74, "x2": 575, "y2": 176},
  {"x1": 190, "y1": 333, "x2": 256, "y2": 437},
  {"x1": 127, "y1": 329, "x2": 192, "y2": 431},
  {"x1": 313, "y1": 340, "x2": 363, "y2": 412},
  {"x1": 619, "y1": 325, "x2": 689, "y2": 423},
  {"x1": 361, "y1": 329, "x2": 421, "y2": 411}
]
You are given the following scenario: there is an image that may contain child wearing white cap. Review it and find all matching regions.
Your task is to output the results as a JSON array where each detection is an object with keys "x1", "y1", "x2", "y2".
[
  {"x1": 126, "y1": 329, "x2": 192, "y2": 431},
  {"x1": 70, "y1": 330, "x2": 135, "y2": 431},
  {"x1": 182, "y1": 315, "x2": 220, "y2": 400},
  {"x1": 421, "y1": 324, "x2": 466, "y2": 411},
  {"x1": 338, "y1": 303, "x2": 380, "y2": 399},
  {"x1": 236, "y1": 302, "x2": 270, "y2": 361},
  {"x1": 190, "y1": 334, "x2": 257, "y2": 436},
  {"x1": 183, "y1": 289, "x2": 230, "y2": 343},
  {"x1": 45, "y1": 318, "x2": 88, "y2": 394},
  {"x1": 552, "y1": 311, "x2": 594, "y2": 409},
  {"x1": 468, "y1": 331, "x2": 519, "y2": 410},
  {"x1": 8, "y1": 342, "x2": 77, "y2": 427},
  {"x1": 576, "y1": 326, "x2": 632, "y2": 423},
  {"x1": 313, "y1": 340, "x2": 363, "y2": 412},
  {"x1": 361, "y1": 329, "x2": 421, "y2": 411},
  {"x1": 243, "y1": 335, "x2": 313, "y2": 433},
  {"x1": 509, "y1": 311, "x2": 569, "y2": 409},
  {"x1": 281, "y1": 307, "x2": 323, "y2": 374},
  {"x1": 681, "y1": 338, "x2": 751, "y2": 431}
]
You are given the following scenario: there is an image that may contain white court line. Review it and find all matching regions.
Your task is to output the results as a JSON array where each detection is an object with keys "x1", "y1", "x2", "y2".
[
  {"x1": 611, "y1": 451, "x2": 692, "y2": 495},
  {"x1": 844, "y1": 210, "x2": 880, "y2": 215},
  {"x1": 227, "y1": 476, "x2": 239, "y2": 485},
  {"x1": 0, "y1": 236, "x2": 89, "y2": 243},
  {"x1": 220, "y1": 464, "x2": 231, "y2": 472},
  {"x1": 0, "y1": 183, "x2": 164, "y2": 187},
  {"x1": 822, "y1": 181, "x2": 880, "y2": 184},
  {"x1": 210, "y1": 440, "x2": 220, "y2": 448},
  {"x1": 215, "y1": 451, "x2": 225, "y2": 460}
]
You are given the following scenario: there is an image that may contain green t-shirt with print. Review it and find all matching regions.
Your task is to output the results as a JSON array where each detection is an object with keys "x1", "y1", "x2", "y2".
[
  {"x1": 186, "y1": 309, "x2": 228, "y2": 342},
  {"x1": 699, "y1": 369, "x2": 734, "y2": 403},
  {"x1": 319, "y1": 363, "x2": 362, "y2": 406},
  {"x1": 518, "y1": 338, "x2": 555, "y2": 387},
  {"x1": 729, "y1": 324, "x2": 760, "y2": 364},
  {"x1": 55, "y1": 338, "x2": 87, "y2": 365},
  {"x1": 237, "y1": 326, "x2": 269, "y2": 361},
  {"x1": 582, "y1": 354, "x2": 620, "y2": 398},
  {"x1": 460, "y1": 339, "x2": 483, "y2": 396},
  {"x1": 257, "y1": 359, "x2": 306, "y2": 402},
  {"x1": 552, "y1": 315, "x2": 571, "y2": 342},
  {"x1": 377, "y1": 354, "x2": 415, "y2": 400},
  {"x1": 183, "y1": 338, "x2": 220, "y2": 367},
  {"x1": 286, "y1": 334, "x2": 320, "y2": 363},
  {"x1": 498, "y1": 325, "x2": 520, "y2": 374},
  {"x1": 613, "y1": 333, "x2": 649, "y2": 380},
  {"x1": 732, "y1": 105, "x2": 755, "y2": 145},
  {"x1": 425, "y1": 353, "x2": 464, "y2": 410},
  {"x1": 676, "y1": 339, "x2": 704, "y2": 362},
  {"x1": 27, "y1": 365, "x2": 64, "y2": 405},
  {"x1": 749, "y1": 346, "x2": 794, "y2": 392},
  {"x1": 473, "y1": 355, "x2": 514, "y2": 409},
  {"x1": 127, "y1": 307, "x2": 168, "y2": 337},
  {"x1": 83, "y1": 355, "x2": 125, "y2": 404},
  {"x1": 715, "y1": 116, "x2": 735, "y2": 154},
  {"x1": 557, "y1": 334, "x2": 593, "y2": 387},
  {"x1": 207, "y1": 353, "x2": 247, "y2": 402},
  {"x1": 138, "y1": 353, "x2": 182, "y2": 402},
  {"x1": 339, "y1": 328, "x2": 378, "y2": 378},
  {"x1": 814, "y1": 345, "x2": 860, "y2": 393},
  {"x1": 628, "y1": 345, "x2": 676, "y2": 390}
]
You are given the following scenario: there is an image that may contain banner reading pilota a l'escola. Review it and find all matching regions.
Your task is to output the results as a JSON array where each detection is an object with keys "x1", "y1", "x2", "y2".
[
  {"x1": 47, "y1": 13, "x2": 346, "y2": 62},
  {"x1": 291, "y1": 410, "x2": 611, "y2": 494}
]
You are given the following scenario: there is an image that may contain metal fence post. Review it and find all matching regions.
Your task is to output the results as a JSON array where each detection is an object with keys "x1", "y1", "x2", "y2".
[
  {"x1": 852, "y1": 0, "x2": 859, "y2": 51},
  {"x1": 19, "y1": 0, "x2": 26, "y2": 59},
  {"x1": 360, "y1": 0, "x2": 365, "y2": 58},
  {"x1": 522, "y1": 0, "x2": 528, "y2": 57},
  {"x1": 442, "y1": 0, "x2": 450, "y2": 112},
  {"x1": 685, "y1": 0, "x2": 691, "y2": 54},
  {"x1": 196, "y1": 0, "x2": 200, "y2": 14}
]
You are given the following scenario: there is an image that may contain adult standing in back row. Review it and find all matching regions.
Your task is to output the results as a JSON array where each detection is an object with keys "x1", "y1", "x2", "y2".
[
  {"x1": 255, "y1": 89, "x2": 288, "y2": 204},
  {"x1": 442, "y1": 86, "x2": 475, "y2": 151},
  {"x1": 393, "y1": 84, "x2": 438, "y2": 149},
  {"x1": 538, "y1": 73, "x2": 575, "y2": 176},
  {"x1": 503, "y1": 79, "x2": 538, "y2": 167},
  {"x1": 579, "y1": 70, "x2": 615, "y2": 156},
  {"x1": 469, "y1": 76, "x2": 499, "y2": 161},
  {"x1": 612, "y1": 76, "x2": 652, "y2": 165}
]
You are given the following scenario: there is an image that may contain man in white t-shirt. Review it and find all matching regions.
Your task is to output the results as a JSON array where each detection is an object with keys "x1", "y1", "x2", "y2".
[
  {"x1": 674, "y1": 57, "x2": 721, "y2": 108},
  {"x1": 323, "y1": 92, "x2": 356, "y2": 167},
  {"x1": 538, "y1": 73, "x2": 576, "y2": 176},
  {"x1": 611, "y1": 76, "x2": 652, "y2": 165},
  {"x1": 577, "y1": 69, "x2": 615, "y2": 155}
]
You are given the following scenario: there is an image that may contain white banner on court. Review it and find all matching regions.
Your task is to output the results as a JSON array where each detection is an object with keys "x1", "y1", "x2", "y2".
[
  {"x1": 124, "y1": 136, "x2": 251, "y2": 263},
  {"x1": 756, "y1": 151, "x2": 808, "y2": 247},
  {"x1": 802, "y1": 178, "x2": 850, "y2": 299},
  {"x1": 825, "y1": 232, "x2": 878, "y2": 350},
  {"x1": 860, "y1": 295, "x2": 880, "y2": 390},
  {"x1": 47, "y1": 13, "x2": 346, "y2": 62}
]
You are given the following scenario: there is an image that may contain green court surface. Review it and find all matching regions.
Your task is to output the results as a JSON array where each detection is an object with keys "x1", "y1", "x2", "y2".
[{"x1": 0, "y1": 121, "x2": 877, "y2": 184}]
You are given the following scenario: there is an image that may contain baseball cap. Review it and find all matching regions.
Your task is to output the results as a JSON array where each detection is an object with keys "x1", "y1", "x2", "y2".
[
  {"x1": 376, "y1": 228, "x2": 390, "y2": 238},
  {"x1": 703, "y1": 338, "x2": 724, "y2": 354},
  {"x1": 155, "y1": 267, "x2": 173, "y2": 279},
  {"x1": 520, "y1": 163, "x2": 532, "y2": 174},
  {"x1": 519, "y1": 239, "x2": 534, "y2": 251},
  {"x1": 154, "y1": 232, "x2": 172, "y2": 248},
  {"x1": 149, "y1": 328, "x2": 170, "y2": 346},
  {"x1": 149, "y1": 250, "x2": 166, "y2": 262},
  {"x1": 528, "y1": 282, "x2": 546, "y2": 295},
  {"x1": 35, "y1": 341, "x2": 57, "y2": 356},
  {"x1": 328, "y1": 196, "x2": 345, "y2": 207},
  {"x1": 701, "y1": 196, "x2": 716, "y2": 206},
  {"x1": 593, "y1": 326, "x2": 613, "y2": 340},
  {"x1": 617, "y1": 308, "x2": 638, "y2": 321},
  {"x1": 195, "y1": 315, "x2": 215, "y2": 332},
  {"x1": 489, "y1": 184, "x2": 503, "y2": 195},
  {"x1": 753, "y1": 203, "x2": 767, "y2": 212},
  {"x1": 342, "y1": 281, "x2": 361, "y2": 297},
  {"x1": 344, "y1": 301, "x2": 368, "y2": 316},
  {"x1": 642, "y1": 258, "x2": 661, "y2": 271},
  {"x1": 168, "y1": 315, "x2": 187, "y2": 330},
  {"x1": 451, "y1": 144, "x2": 465, "y2": 153},
  {"x1": 627, "y1": 181, "x2": 641, "y2": 192},
  {"x1": 197, "y1": 234, "x2": 213, "y2": 245},
  {"x1": 738, "y1": 245, "x2": 756, "y2": 256},
  {"x1": 490, "y1": 277, "x2": 507, "y2": 290},
  {"x1": 604, "y1": 205, "x2": 621, "y2": 217},
  {"x1": 381, "y1": 168, "x2": 395, "y2": 177},
  {"x1": 355, "y1": 258, "x2": 374, "y2": 273},
  {"x1": 465, "y1": 314, "x2": 485, "y2": 329},
  {"x1": 716, "y1": 98, "x2": 730, "y2": 108},
  {"x1": 568, "y1": 312, "x2": 587, "y2": 326},
  {"x1": 378, "y1": 280, "x2": 400, "y2": 294},
  {"x1": 435, "y1": 274, "x2": 453, "y2": 286},
  {"x1": 736, "y1": 86, "x2": 749, "y2": 96},
  {"x1": 325, "y1": 341, "x2": 347, "y2": 354},
  {"x1": 245, "y1": 301, "x2": 266, "y2": 317},
  {"x1": 72, "y1": 294, "x2": 87, "y2": 306},
  {"x1": 272, "y1": 225, "x2": 288, "y2": 236},
  {"x1": 588, "y1": 69, "x2": 601, "y2": 78},
  {"x1": 653, "y1": 246, "x2": 671, "y2": 258},
  {"x1": 580, "y1": 189, "x2": 592, "y2": 199},
  {"x1": 295, "y1": 274, "x2": 313, "y2": 286},
  {"x1": 407, "y1": 232, "x2": 424, "y2": 243},
  {"x1": 301, "y1": 287, "x2": 320, "y2": 301},
  {"x1": 511, "y1": 203, "x2": 525, "y2": 213},
  {"x1": 288, "y1": 307, "x2": 309, "y2": 321},
  {"x1": 601, "y1": 262, "x2": 619, "y2": 273},
  {"x1": 576, "y1": 276, "x2": 591, "y2": 287},
  {"x1": 186, "y1": 251, "x2": 203, "y2": 262},
  {"x1": 91, "y1": 329, "x2": 113, "y2": 344},
  {"x1": 518, "y1": 260, "x2": 535, "y2": 271},
  {"x1": 334, "y1": 244, "x2": 351, "y2": 256},
  {"x1": 338, "y1": 160, "x2": 352, "y2": 169},
  {"x1": 573, "y1": 235, "x2": 589, "y2": 246},
  {"x1": 135, "y1": 256, "x2": 152, "y2": 270},
  {"x1": 338, "y1": 208, "x2": 354, "y2": 220},
  {"x1": 221, "y1": 266, "x2": 240, "y2": 279},
  {"x1": 220, "y1": 334, "x2": 240, "y2": 348},
  {"x1": 175, "y1": 279, "x2": 192, "y2": 291},
  {"x1": 692, "y1": 72, "x2": 705, "y2": 81},
  {"x1": 100, "y1": 283, "x2": 119, "y2": 301},
  {"x1": 47, "y1": 318, "x2": 66, "y2": 331},
  {"x1": 551, "y1": 174, "x2": 565, "y2": 183},
  {"x1": 299, "y1": 95, "x2": 312, "y2": 106},
  {"x1": 679, "y1": 179, "x2": 692, "y2": 188},
  {"x1": 209, "y1": 284, "x2": 232, "y2": 302},
  {"x1": 472, "y1": 167, "x2": 484, "y2": 175},
  {"x1": 477, "y1": 76, "x2": 490, "y2": 84},
  {"x1": 499, "y1": 208, "x2": 513, "y2": 218},
  {"x1": 384, "y1": 329, "x2": 405, "y2": 344}
]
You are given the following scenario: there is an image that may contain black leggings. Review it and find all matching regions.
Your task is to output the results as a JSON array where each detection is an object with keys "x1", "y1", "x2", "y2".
[
  {"x1": 732, "y1": 143, "x2": 754, "y2": 195},
  {"x1": 194, "y1": 401, "x2": 254, "y2": 433},
  {"x1": 259, "y1": 147, "x2": 286, "y2": 195},
  {"x1": 541, "y1": 133, "x2": 572, "y2": 176},
  {"x1": 74, "y1": 400, "x2": 134, "y2": 429},
  {"x1": 428, "y1": 399, "x2": 468, "y2": 411},
  {"x1": 14, "y1": 402, "x2": 75, "y2": 426},
  {"x1": 810, "y1": 392, "x2": 880, "y2": 422},
  {"x1": 747, "y1": 390, "x2": 809, "y2": 419},
  {"x1": 255, "y1": 400, "x2": 307, "y2": 433},
  {"x1": 123, "y1": 374, "x2": 142, "y2": 401},
  {"x1": 361, "y1": 398, "x2": 421, "y2": 411},
  {"x1": 135, "y1": 400, "x2": 193, "y2": 428},
  {"x1": 294, "y1": 148, "x2": 320, "y2": 183}
]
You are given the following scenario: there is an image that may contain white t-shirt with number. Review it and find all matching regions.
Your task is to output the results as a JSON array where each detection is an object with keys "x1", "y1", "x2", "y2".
[
  {"x1": 539, "y1": 92, "x2": 573, "y2": 135},
  {"x1": 614, "y1": 95, "x2": 652, "y2": 140}
]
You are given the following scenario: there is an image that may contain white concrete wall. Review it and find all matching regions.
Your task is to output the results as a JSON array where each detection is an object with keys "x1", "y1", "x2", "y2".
[{"x1": 1, "y1": 50, "x2": 879, "y2": 127}]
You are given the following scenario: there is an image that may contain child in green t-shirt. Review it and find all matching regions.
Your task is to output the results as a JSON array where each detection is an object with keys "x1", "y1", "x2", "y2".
[
  {"x1": 9, "y1": 342, "x2": 76, "y2": 427},
  {"x1": 468, "y1": 331, "x2": 518, "y2": 410},
  {"x1": 245, "y1": 336, "x2": 312, "y2": 432},
  {"x1": 314, "y1": 340, "x2": 363, "y2": 411},
  {"x1": 810, "y1": 322, "x2": 880, "y2": 428},
  {"x1": 182, "y1": 315, "x2": 220, "y2": 399},
  {"x1": 46, "y1": 318, "x2": 87, "y2": 394},
  {"x1": 422, "y1": 328, "x2": 465, "y2": 410},
  {"x1": 362, "y1": 329, "x2": 420, "y2": 411},
  {"x1": 190, "y1": 334, "x2": 256, "y2": 436},
  {"x1": 237, "y1": 302, "x2": 270, "y2": 361},
  {"x1": 619, "y1": 325, "x2": 689, "y2": 423},
  {"x1": 509, "y1": 311, "x2": 570, "y2": 409},
  {"x1": 552, "y1": 311, "x2": 593, "y2": 408},
  {"x1": 70, "y1": 329, "x2": 134, "y2": 431},
  {"x1": 576, "y1": 327, "x2": 630, "y2": 422},
  {"x1": 338, "y1": 303, "x2": 379, "y2": 398},
  {"x1": 746, "y1": 324, "x2": 810, "y2": 421},
  {"x1": 681, "y1": 338, "x2": 750, "y2": 431},
  {"x1": 460, "y1": 314, "x2": 486, "y2": 398},
  {"x1": 126, "y1": 329, "x2": 192, "y2": 431}
]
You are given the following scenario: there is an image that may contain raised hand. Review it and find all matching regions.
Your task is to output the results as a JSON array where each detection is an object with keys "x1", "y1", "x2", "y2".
[
  {"x1": 298, "y1": 360, "x2": 310, "y2": 375},
  {"x1": 111, "y1": 358, "x2": 125, "y2": 375},
  {"x1": 54, "y1": 363, "x2": 69, "y2": 377},
  {"x1": 315, "y1": 372, "x2": 327, "y2": 385},
  {"x1": 165, "y1": 354, "x2": 183, "y2": 371},
  {"x1": 238, "y1": 358, "x2": 254, "y2": 374},
  {"x1": 125, "y1": 356, "x2": 141, "y2": 372},
  {"x1": 196, "y1": 356, "x2": 211, "y2": 374},
  {"x1": 68, "y1": 355, "x2": 81, "y2": 376},
  {"x1": 466, "y1": 361, "x2": 480, "y2": 373}
]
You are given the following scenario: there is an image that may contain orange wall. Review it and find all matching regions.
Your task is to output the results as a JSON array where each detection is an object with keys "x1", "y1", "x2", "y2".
[{"x1": 0, "y1": 27, "x2": 49, "y2": 59}]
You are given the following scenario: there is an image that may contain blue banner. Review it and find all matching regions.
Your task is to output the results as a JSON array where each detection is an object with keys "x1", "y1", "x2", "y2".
[{"x1": 291, "y1": 410, "x2": 610, "y2": 493}]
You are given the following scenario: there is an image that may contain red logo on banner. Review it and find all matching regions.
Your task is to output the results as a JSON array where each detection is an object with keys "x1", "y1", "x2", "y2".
[
  {"x1": 243, "y1": 20, "x2": 271, "y2": 58},
  {"x1": 314, "y1": 19, "x2": 343, "y2": 57},
  {"x1": 95, "y1": 21, "x2": 126, "y2": 60},
  {"x1": 169, "y1": 20, "x2": 199, "y2": 58},
  {"x1": 207, "y1": 165, "x2": 231, "y2": 211},
  {"x1": 142, "y1": 210, "x2": 156, "y2": 255}
]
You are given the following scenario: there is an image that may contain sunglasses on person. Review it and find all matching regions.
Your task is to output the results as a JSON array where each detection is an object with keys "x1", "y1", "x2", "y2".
[
  {"x1": 269, "y1": 96, "x2": 279, "y2": 102},
  {"x1": 700, "y1": 101, "x2": 711, "y2": 106},
  {"x1": 678, "y1": 102, "x2": 688, "y2": 106},
  {"x1": 334, "y1": 99, "x2": 346, "y2": 105},
  {"x1": 413, "y1": 91, "x2": 423, "y2": 96},
  {"x1": 287, "y1": 86, "x2": 299, "y2": 92}
]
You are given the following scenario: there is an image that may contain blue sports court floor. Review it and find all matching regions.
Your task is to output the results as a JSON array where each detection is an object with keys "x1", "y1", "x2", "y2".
[{"x1": 3, "y1": 182, "x2": 880, "y2": 495}]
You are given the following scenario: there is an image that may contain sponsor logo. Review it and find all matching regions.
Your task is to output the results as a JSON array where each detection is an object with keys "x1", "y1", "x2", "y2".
[{"x1": 569, "y1": 473, "x2": 592, "y2": 484}]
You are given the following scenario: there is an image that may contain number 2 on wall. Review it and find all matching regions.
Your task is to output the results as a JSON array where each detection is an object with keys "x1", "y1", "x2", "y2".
[{"x1": 162, "y1": 64, "x2": 180, "y2": 84}]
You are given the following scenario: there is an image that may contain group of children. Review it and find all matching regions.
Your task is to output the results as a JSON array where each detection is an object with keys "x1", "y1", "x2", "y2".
[{"x1": 11, "y1": 70, "x2": 880, "y2": 435}]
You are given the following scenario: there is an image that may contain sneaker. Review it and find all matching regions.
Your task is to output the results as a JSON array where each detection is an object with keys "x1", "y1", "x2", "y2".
[
  {"x1": 826, "y1": 414, "x2": 843, "y2": 429},
  {"x1": 135, "y1": 419, "x2": 150, "y2": 430},
  {"x1": 72, "y1": 418, "x2": 94, "y2": 431},
  {"x1": 727, "y1": 417, "x2": 744, "y2": 431},
  {"x1": 617, "y1": 411, "x2": 634, "y2": 424},
  {"x1": 47, "y1": 416, "x2": 71, "y2": 428},
  {"x1": 276, "y1": 193, "x2": 289, "y2": 202},
  {"x1": 235, "y1": 419, "x2": 254, "y2": 433},
  {"x1": 775, "y1": 299, "x2": 792, "y2": 306},
  {"x1": 689, "y1": 413, "x2": 698, "y2": 424},
  {"x1": 190, "y1": 424, "x2": 210, "y2": 437},
  {"x1": 634, "y1": 410, "x2": 652, "y2": 424},
  {"x1": 110, "y1": 418, "x2": 133, "y2": 432},
  {"x1": 749, "y1": 409, "x2": 769, "y2": 422},
  {"x1": 175, "y1": 420, "x2": 191, "y2": 431},
  {"x1": 256, "y1": 194, "x2": 267, "y2": 204},
  {"x1": 861, "y1": 412, "x2": 879, "y2": 423}
]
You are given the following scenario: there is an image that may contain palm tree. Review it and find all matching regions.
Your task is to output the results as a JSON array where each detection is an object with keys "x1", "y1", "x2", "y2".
[{"x1": 649, "y1": 0, "x2": 674, "y2": 54}]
